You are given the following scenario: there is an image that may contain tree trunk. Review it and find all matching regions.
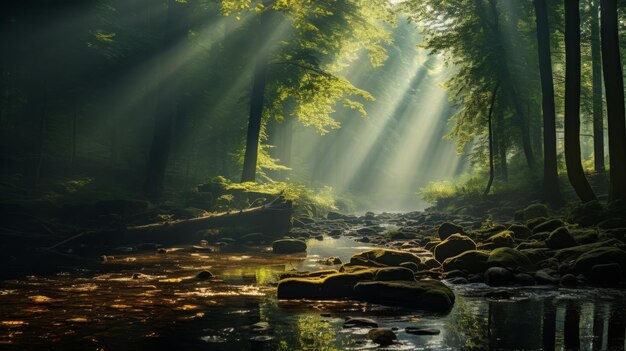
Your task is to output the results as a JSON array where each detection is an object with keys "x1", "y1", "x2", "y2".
[
  {"x1": 564, "y1": 0, "x2": 597, "y2": 203},
  {"x1": 143, "y1": 0, "x2": 187, "y2": 201},
  {"x1": 484, "y1": 85, "x2": 499, "y2": 197},
  {"x1": 534, "y1": 0, "x2": 563, "y2": 205},
  {"x1": 600, "y1": 0, "x2": 626, "y2": 201},
  {"x1": 590, "y1": 0, "x2": 605, "y2": 173},
  {"x1": 241, "y1": 13, "x2": 270, "y2": 183}
]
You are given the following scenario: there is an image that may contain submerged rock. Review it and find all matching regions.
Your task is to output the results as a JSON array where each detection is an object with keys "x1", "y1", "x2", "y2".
[
  {"x1": 343, "y1": 317, "x2": 378, "y2": 328},
  {"x1": 196, "y1": 270, "x2": 213, "y2": 280},
  {"x1": 484, "y1": 267, "x2": 512, "y2": 286},
  {"x1": 272, "y1": 239, "x2": 307, "y2": 254},
  {"x1": 433, "y1": 234, "x2": 477, "y2": 263},
  {"x1": 367, "y1": 328, "x2": 396, "y2": 346},
  {"x1": 353, "y1": 280, "x2": 455, "y2": 311},
  {"x1": 438, "y1": 222, "x2": 464, "y2": 240},
  {"x1": 405, "y1": 327, "x2": 440, "y2": 336}
]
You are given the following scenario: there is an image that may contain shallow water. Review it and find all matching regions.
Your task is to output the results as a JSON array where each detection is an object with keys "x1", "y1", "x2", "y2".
[{"x1": 1, "y1": 236, "x2": 625, "y2": 350}]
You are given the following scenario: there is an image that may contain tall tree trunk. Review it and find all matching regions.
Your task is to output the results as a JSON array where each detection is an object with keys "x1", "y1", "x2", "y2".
[
  {"x1": 601, "y1": 0, "x2": 626, "y2": 201},
  {"x1": 564, "y1": 0, "x2": 597, "y2": 203},
  {"x1": 241, "y1": 11, "x2": 271, "y2": 183},
  {"x1": 590, "y1": 0, "x2": 605, "y2": 173},
  {"x1": 534, "y1": 0, "x2": 563, "y2": 204},
  {"x1": 484, "y1": 85, "x2": 499, "y2": 197},
  {"x1": 144, "y1": 0, "x2": 187, "y2": 201}
]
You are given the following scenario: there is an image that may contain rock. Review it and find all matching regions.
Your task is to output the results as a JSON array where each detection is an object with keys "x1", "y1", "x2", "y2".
[
  {"x1": 329, "y1": 229, "x2": 342, "y2": 237},
  {"x1": 569, "y1": 200, "x2": 605, "y2": 227},
  {"x1": 534, "y1": 269, "x2": 559, "y2": 284},
  {"x1": 250, "y1": 335, "x2": 274, "y2": 343},
  {"x1": 423, "y1": 258, "x2": 441, "y2": 269},
  {"x1": 405, "y1": 327, "x2": 440, "y2": 336},
  {"x1": 485, "y1": 231, "x2": 515, "y2": 248},
  {"x1": 484, "y1": 290, "x2": 511, "y2": 299},
  {"x1": 314, "y1": 234, "x2": 324, "y2": 241},
  {"x1": 343, "y1": 317, "x2": 378, "y2": 328},
  {"x1": 132, "y1": 273, "x2": 144, "y2": 279},
  {"x1": 240, "y1": 233, "x2": 271, "y2": 245},
  {"x1": 374, "y1": 267, "x2": 415, "y2": 281},
  {"x1": 447, "y1": 277, "x2": 469, "y2": 285},
  {"x1": 442, "y1": 250, "x2": 489, "y2": 274},
  {"x1": 157, "y1": 248, "x2": 168, "y2": 254},
  {"x1": 487, "y1": 247, "x2": 533, "y2": 269},
  {"x1": 438, "y1": 222, "x2": 464, "y2": 240},
  {"x1": 350, "y1": 249, "x2": 422, "y2": 267},
  {"x1": 353, "y1": 280, "x2": 455, "y2": 312},
  {"x1": 327, "y1": 212, "x2": 347, "y2": 220},
  {"x1": 545, "y1": 227, "x2": 576, "y2": 249},
  {"x1": 445, "y1": 270, "x2": 467, "y2": 279},
  {"x1": 357, "y1": 227, "x2": 378, "y2": 236},
  {"x1": 319, "y1": 256, "x2": 342, "y2": 265},
  {"x1": 560, "y1": 274, "x2": 578, "y2": 287},
  {"x1": 598, "y1": 218, "x2": 626, "y2": 229},
  {"x1": 250, "y1": 321, "x2": 272, "y2": 332},
  {"x1": 514, "y1": 273, "x2": 535, "y2": 285},
  {"x1": 277, "y1": 269, "x2": 378, "y2": 299},
  {"x1": 468, "y1": 273, "x2": 483, "y2": 283},
  {"x1": 356, "y1": 236, "x2": 370, "y2": 243},
  {"x1": 484, "y1": 267, "x2": 513, "y2": 286},
  {"x1": 367, "y1": 328, "x2": 397, "y2": 346},
  {"x1": 272, "y1": 239, "x2": 307, "y2": 254},
  {"x1": 400, "y1": 262, "x2": 420, "y2": 272},
  {"x1": 196, "y1": 270, "x2": 213, "y2": 280},
  {"x1": 433, "y1": 234, "x2": 477, "y2": 263},
  {"x1": 532, "y1": 219, "x2": 564, "y2": 234},
  {"x1": 590, "y1": 263, "x2": 623, "y2": 286},
  {"x1": 526, "y1": 217, "x2": 549, "y2": 230},
  {"x1": 522, "y1": 203, "x2": 549, "y2": 221},
  {"x1": 573, "y1": 247, "x2": 626, "y2": 275},
  {"x1": 508, "y1": 224, "x2": 532, "y2": 239}
]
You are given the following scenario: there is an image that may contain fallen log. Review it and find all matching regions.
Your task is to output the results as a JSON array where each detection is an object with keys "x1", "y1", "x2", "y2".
[{"x1": 53, "y1": 195, "x2": 293, "y2": 247}]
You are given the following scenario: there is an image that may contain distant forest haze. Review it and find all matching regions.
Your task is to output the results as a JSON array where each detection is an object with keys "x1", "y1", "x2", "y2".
[{"x1": 0, "y1": 0, "x2": 625, "y2": 213}]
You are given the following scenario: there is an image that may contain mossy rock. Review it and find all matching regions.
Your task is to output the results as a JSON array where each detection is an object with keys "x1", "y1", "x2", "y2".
[
  {"x1": 516, "y1": 240, "x2": 547, "y2": 250},
  {"x1": 520, "y1": 248, "x2": 550, "y2": 263},
  {"x1": 553, "y1": 239, "x2": 623, "y2": 262},
  {"x1": 522, "y1": 204, "x2": 549, "y2": 221},
  {"x1": 532, "y1": 219, "x2": 564, "y2": 234},
  {"x1": 568, "y1": 200, "x2": 605, "y2": 227},
  {"x1": 442, "y1": 250, "x2": 489, "y2": 273},
  {"x1": 573, "y1": 247, "x2": 626, "y2": 275},
  {"x1": 526, "y1": 217, "x2": 549, "y2": 230},
  {"x1": 277, "y1": 269, "x2": 379, "y2": 299},
  {"x1": 487, "y1": 247, "x2": 533, "y2": 269},
  {"x1": 433, "y1": 234, "x2": 477, "y2": 263},
  {"x1": 508, "y1": 224, "x2": 531, "y2": 239},
  {"x1": 279, "y1": 269, "x2": 338, "y2": 280},
  {"x1": 272, "y1": 239, "x2": 307, "y2": 254},
  {"x1": 350, "y1": 249, "x2": 422, "y2": 267},
  {"x1": 486, "y1": 231, "x2": 515, "y2": 248},
  {"x1": 545, "y1": 227, "x2": 576, "y2": 250},
  {"x1": 438, "y1": 222, "x2": 464, "y2": 240},
  {"x1": 374, "y1": 267, "x2": 415, "y2": 281},
  {"x1": 571, "y1": 229, "x2": 599, "y2": 244},
  {"x1": 353, "y1": 280, "x2": 455, "y2": 312}
]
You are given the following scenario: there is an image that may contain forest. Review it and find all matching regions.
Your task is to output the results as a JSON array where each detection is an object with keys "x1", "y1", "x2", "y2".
[{"x1": 1, "y1": 0, "x2": 626, "y2": 350}]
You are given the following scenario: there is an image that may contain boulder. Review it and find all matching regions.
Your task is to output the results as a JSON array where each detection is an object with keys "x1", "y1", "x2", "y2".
[
  {"x1": 487, "y1": 247, "x2": 533, "y2": 269},
  {"x1": 438, "y1": 222, "x2": 464, "y2": 240},
  {"x1": 545, "y1": 227, "x2": 576, "y2": 250},
  {"x1": 573, "y1": 247, "x2": 626, "y2": 275},
  {"x1": 433, "y1": 234, "x2": 477, "y2": 263},
  {"x1": 327, "y1": 212, "x2": 347, "y2": 220},
  {"x1": 343, "y1": 317, "x2": 378, "y2": 328},
  {"x1": 534, "y1": 269, "x2": 560, "y2": 284},
  {"x1": 484, "y1": 267, "x2": 513, "y2": 286},
  {"x1": 272, "y1": 239, "x2": 307, "y2": 254},
  {"x1": 485, "y1": 231, "x2": 515, "y2": 248},
  {"x1": 508, "y1": 224, "x2": 532, "y2": 239},
  {"x1": 560, "y1": 274, "x2": 578, "y2": 287},
  {"x1": 590, "y1": 263, "x2": 623, "y2": 286},
  {"x1": 513, "y1": 273, "x2": 535, "y2": 286},
  {"x1": 532, "y1": 219, "x2": 564, "y2": 234},
  {"x1": 400, "y1": 262, "x2": 420, "y2": 272},
  {"x1": 522, "y1": 204, "x2": 549, "y2": 221},
  {"x1": 374, "y1": 267, "x2": 415, "y2": 281},
  {"x1": 353, "y1": 280, "x2": 455, "y2": 312},
  {"x1": 277, "y1": 269, "x2": 378, "y2": 299},
  {"x1": 405, "y1": 327, "x2": 440, "y2": 336},
  {"x1": 196, "y1": 270, "x2": 213, "y2": 280},
  {"x1": 568, "y1": 200, "x2": 605, "y2": 227},
  {"x1": 442, "y1": 250, "x2": 489, "y2": 273},
  {"x1": 367, "y1": 328, "x2": 397, "y2": 346},
  {"x1": 350, "y1": 249, "x2": 422, "y2": 267}
]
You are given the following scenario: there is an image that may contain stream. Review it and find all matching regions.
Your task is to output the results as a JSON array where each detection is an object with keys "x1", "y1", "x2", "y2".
[{"x1": 1, "y1": 236, "x2": 625, "y2": 350}]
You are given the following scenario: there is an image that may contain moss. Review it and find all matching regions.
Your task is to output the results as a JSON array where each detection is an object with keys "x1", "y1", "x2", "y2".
[
  {"x1": 279, "y1": 269, "x2": 338, "y2": 280},
  {"x1": 272, "y1": 239, "x2": 307, "y2": 254},
  {"x1": 433, "y1": 234, "x2": 477, "y2": 263},
  {"x1": 532, "y1": 219, "x2": 564, "y2": 234},
  {"x1": 442, "y1": 250, "x2": 489, "y2": 273},
  {"x1": 522, "y1": 203, "x2": 549, "y2": 221},
  {"x1": 545, "y1": 227, "x2": 576, "y2": 249},
  {"x1": 520, "y1": 248, "x2": 550, "y2": 263},
  {"x1": 277, "y1": 269, "x2": 380, "y2": 299},
  {"x1": 353, "y1": 280, "x2": 455, "y2": 312},
  {"x1": 553, "y1": 239, "x2": 623, "y2": 262},
  {"x1": 487, "y1": 247, "x2": 533, "y2": 269},
  {"x1": 486, "y1": 231, "x2": 515, "y2": 248},
  {"x1": 573, "y1": 247, "x2": 626, "y2": 275},
  {"x1": 350, "y1": 249, "x2": 422, "y2": 267},
  {"x1": 374, "y1": 267, "x2": 415, "y2": 281}
]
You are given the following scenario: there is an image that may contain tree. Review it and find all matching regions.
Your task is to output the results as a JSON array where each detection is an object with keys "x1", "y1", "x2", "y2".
[
  {"x1": 589, "y1": 0, "x2": 605, "y2": 173},
  {"x1": 534, "y1": 0, "x2": 563, "y2": 205},
  {"x1": 484, "y1": 85, "x2": 499, "y2": 197},
  {"x1": 600, "y1": 0, "x2": 626, "y2": 201},
  {"x1": 564, "y1": 0, "x2": 596, "y2": 203}
]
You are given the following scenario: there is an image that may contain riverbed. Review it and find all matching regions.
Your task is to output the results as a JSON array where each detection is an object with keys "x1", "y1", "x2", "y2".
[{"x1": 1, "y1": 236, "x2": 625, "y2": 350}]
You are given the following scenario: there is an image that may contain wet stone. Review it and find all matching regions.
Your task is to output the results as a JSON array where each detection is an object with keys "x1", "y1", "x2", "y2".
[
  {"x1": 343, "y1": 317, "x2": 378, "y2": 328},
  {"x1": 405, "y1": 327, "x2": 441, "y2": 336},
  {"x1": 367, "y1": 328, "x2": 396, "y2": 346}
]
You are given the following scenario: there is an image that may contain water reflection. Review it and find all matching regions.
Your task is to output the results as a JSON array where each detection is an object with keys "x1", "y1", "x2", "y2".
[{"x1": 0, "y1": 237, "x2": 625, "y2": 350}]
